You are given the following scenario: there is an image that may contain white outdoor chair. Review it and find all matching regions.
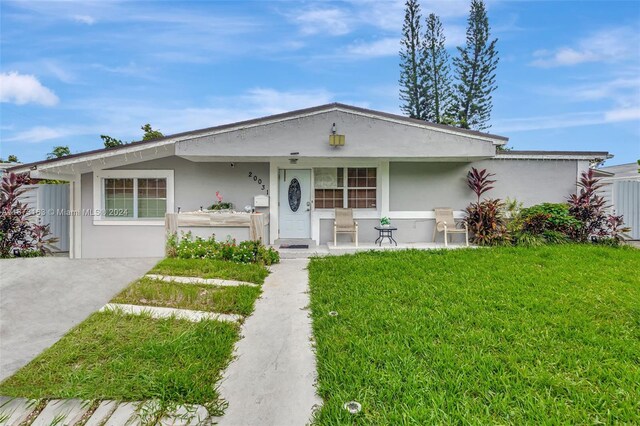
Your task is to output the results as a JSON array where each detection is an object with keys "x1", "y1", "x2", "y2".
[
  {"x1": 334, "y1": 208, "x2": 358, "y2": 247},
  {"x1": 433, "y1": 208, "x2": 469, "y2": 247}
]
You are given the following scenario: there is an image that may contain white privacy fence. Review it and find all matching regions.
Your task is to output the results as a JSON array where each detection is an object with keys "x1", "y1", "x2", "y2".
[
  {"x1": 20, "y1": 184, "x2": 70, "y2": 252},
  {"x1": 613, "y1": 180, "x2": 640, "y2": 240}
]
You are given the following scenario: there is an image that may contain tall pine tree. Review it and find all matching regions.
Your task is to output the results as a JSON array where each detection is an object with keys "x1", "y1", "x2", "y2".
[
  {"x1": 452, "y1": 0, "x2": 498, "y2": 130},
  {"x1": 399, "y1": 0, "x2": 425, "y2": 119},
  {"x1": 422, "y1": 13, "x2": 453, "y2": 124}
]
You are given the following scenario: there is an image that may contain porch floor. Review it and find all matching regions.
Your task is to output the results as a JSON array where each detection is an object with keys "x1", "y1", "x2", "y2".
[{"x1": 275, "y1": 242, "x2": 473, "y2": 258}]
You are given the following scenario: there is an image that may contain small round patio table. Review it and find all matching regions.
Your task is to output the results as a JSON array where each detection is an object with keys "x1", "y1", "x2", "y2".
[{"x1": 374, "y1": 226, "x2": 398, "y2": 246}]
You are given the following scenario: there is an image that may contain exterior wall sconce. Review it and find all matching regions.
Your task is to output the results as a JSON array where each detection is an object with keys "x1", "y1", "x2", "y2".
[{"x1": 329, "y1": 122, "x2": 345, "y2": 147}]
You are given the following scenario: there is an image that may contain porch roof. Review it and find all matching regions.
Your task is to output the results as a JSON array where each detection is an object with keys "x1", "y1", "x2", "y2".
[{"x1": 8, "y1": 103, "x2": 509, "y2": 175}]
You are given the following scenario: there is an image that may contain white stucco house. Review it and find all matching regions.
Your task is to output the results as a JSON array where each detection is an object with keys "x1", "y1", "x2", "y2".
[{"x1": 8, "y1": 103, "x2": 610, "y2": 258}]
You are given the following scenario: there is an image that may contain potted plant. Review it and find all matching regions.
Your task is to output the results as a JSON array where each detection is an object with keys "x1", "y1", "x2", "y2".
[
  {"x1": 209, "y1": 191, "x2": 234, "y2": 211},
  {"x1": 380, "y1": 216, "x2": 391, "y2": 228}
]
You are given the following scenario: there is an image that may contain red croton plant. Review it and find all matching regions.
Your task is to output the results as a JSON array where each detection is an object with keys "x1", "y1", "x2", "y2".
[
  {"x1": 464, "y1": 167, "x2": 508, "y2": 246},
  {"x1": 0, "y1": 172, "x2": 59, "y2": 258}
]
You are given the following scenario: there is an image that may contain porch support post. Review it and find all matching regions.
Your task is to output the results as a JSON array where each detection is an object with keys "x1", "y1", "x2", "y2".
[
  {"x1": 69, "y1": 174, "x2": 82, "y2": 259},
  {"x1": 380, "y1": 160, "x2": 390, "y2": 218},
  {"x1": 269, "y1": 161, "x2": 279, "y2": 245}
]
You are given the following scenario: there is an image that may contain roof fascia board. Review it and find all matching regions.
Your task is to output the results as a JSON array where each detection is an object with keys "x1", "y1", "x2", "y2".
[
  {"x1": 496, "y1": 154, "x2": 609, "y2": 161},
  {"x1": 333, "y1": 106, "x2": 506, "y2": 145},
  {"x1": 13, "y1": 104, "x2": 510, "y2": 173}
]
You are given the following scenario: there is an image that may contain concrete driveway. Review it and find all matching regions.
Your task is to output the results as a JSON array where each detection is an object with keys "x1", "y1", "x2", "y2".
[{"x1": 0, "y1": 257, "x2": 160, "y2": 381}]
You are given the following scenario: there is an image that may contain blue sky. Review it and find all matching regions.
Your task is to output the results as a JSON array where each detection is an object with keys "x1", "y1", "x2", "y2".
[{"x1": 1, "y1": 0, "x2": 639, "y2": 165}]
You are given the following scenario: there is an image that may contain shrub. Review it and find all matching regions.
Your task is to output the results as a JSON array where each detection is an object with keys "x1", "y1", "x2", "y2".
[
  {"x1": 0, "y1": 172, "x2": 58, "y2": 258},
  {"x1": 465, "y1": 199, "x2": 509, "y2": 246},
  {"x1": 512, "y1": 231, "x2": 545, "y2": 247},
  {"x1": 567, "y1": 169, "x2": 607, "y2": 241},
  {"x1": 166, "y1": 232, "x2": 280, "y2": 265},
  {"x1": 464, "y1": 168, "x2": 508, "y2": 246},
  {"x1": 520, "y1": 203, "x2": 580, "y2": 236}
]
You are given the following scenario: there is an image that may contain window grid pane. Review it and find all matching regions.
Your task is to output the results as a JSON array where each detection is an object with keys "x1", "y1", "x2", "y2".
[
  {"x1": 104, "y1": 178, "x2": 134, "y2": 217},
  {"x1": 313, "y1": 168, "x2": 376, "y2": 209},
  {"x1": 314, "y1": 189, "x2": 344, "y2": 209},
  {"x1": 347, "y1": 168, "x2": 376, "y2": 209},
  {"x1": 137, "y1": 178, "x2": 167, "y2": 218}
]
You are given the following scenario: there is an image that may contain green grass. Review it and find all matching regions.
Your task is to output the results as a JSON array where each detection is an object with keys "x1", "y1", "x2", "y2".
[
  {"x1": 151, "y1": 258, "x2": 269, "y2": 284},
  {"x1": 112, "y1": 277, "x2": 261, "y2": 316},
  {"x1": 308, "y1": 245, "x2": 640, "y2": 424},
  {"x1": 0, "y1": 311, "x2": 238, "y2": 412},
  {"x1": 0, "y1": 257, "x2": 271, "y2": 413}
]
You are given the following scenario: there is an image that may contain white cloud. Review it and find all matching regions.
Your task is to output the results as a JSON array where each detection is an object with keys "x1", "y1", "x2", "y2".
[
  {"x1": 604, "y1": 107, "x2": 640, "y2": 123},
  {"x1": 290, "y1": 8, "x2": 352, "y2": 36},
  {"x1": 240, "y1": 88, "x2": 334, "y2": 115},
  {"x1": 72, "y1": 14, "x2": 95, "y2": 25},
  {"x1": 531, "y1": 27, "x2": 639, "y2": 68},
  {"x1": 493, "y1": 108, "x2": 640, "y2": 133},
  {"x1": 0, "y1": 72, "x2": 59, "y2": 106},
  {"x1": 345, "y1": 38, "x2": 400, "y2": 59},
  {"x1": 5, "y1": 126, "x2": 74, "y2": 143}
]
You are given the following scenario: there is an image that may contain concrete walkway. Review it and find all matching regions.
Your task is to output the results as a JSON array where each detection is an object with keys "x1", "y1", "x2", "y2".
[
  {"x1": 217, "y1": 259, "x2": 321, "y2": 426},
  {"x1": 0, "y1": 257, "x2": 159, "y2": 380}
]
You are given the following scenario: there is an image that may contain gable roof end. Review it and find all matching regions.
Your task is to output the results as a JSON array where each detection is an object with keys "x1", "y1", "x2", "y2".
[{"x1": 8, "y1": 102, "x2": 511, "y2": 173}]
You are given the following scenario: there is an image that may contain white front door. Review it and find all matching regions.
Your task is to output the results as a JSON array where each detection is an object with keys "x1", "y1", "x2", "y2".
[{"x1": 279, "y1": 169, "x2": 311, "y2": 239}]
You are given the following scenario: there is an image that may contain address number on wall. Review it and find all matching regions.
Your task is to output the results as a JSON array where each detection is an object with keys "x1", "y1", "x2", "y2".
[{"x1": 248, "y1": 172, "x2": 268, "y2": 194}]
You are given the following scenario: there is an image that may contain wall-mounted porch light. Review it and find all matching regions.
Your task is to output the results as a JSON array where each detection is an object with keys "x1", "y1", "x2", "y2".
[{"x1": 329, "y1": 122, "x2": 345, "y2": 147}]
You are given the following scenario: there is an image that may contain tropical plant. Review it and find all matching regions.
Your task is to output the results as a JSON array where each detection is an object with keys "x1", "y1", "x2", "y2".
[
  {"x1": 519, "y1": 203, "x2": 580, "y2": 236},
  {"x1": 604, "y1": 214, "x2": 631, "y2": 244},
  {"x1": 0, "y1": 172, "x2": 58, "y2": 257},
  {"x1": 467, "y1": 167, "x2": 496, "y2": 203},
  {"x1": 465, "y1": 198, "x2": 508, "y2": 245},
  {"x1": 380, "y1": 216, "x2": 391, "y2": 226},
  {"x1": 567, "y1": 169, "x2": 607, "y2": 242},
  {"x1": 464, "y1": 167, "x2": 506, "y2": 245},
  {"x1": 166, "y1": 232, "x2": 280, "y2": 265}
]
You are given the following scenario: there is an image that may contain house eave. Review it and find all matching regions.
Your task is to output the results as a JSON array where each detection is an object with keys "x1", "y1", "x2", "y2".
[
  {"x1": 7, "y1": 103, "x2": 510, "y2": 174},
  {"x1": 496, "y1": 150, "x2": 612, "y2": 161}
]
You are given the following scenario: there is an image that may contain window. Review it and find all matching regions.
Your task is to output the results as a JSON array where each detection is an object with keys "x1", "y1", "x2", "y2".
[
  {"x1": 104, "y1": 178, "x2": 134, "y2": 218},
  {"x1": 314, "y1": 168, "x2": 344, "y2": 208},
  {"x1": 94, "y1": 170, "x2": 173, "y2": 223},
  {"x1": 347, "y1": 168, "x2": 377, "y2": 208},
  {"x1": 137, "y1": 178, "x2": 167, "y2": 218},
  {"x1": 314, "y1": 167, "x2": 377, "y2": 209},
  {"x1": 103, "y1": 177, "x2": 166, "y2": 218}
]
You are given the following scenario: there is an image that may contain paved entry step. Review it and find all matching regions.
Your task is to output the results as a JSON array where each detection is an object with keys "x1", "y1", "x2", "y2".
[
  {"x1": 145, "y1": 274, "x2": 258, "y2": 287},
  {"x1": 100, "y1": 303, "x2": 242, "y2": 323},
  {"x1": 0, "y1": 397, "x2": 210, "y2": 426}
]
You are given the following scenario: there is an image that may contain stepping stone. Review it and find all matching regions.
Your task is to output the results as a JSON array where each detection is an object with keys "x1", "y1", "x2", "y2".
[
  {"x1": 0, "y1": 397, "x2": 38, "y2": 426},
  {"x1": 84, "y1": 400, "x2": 118, "y2": 426},
  {"x1": 31, "y1": 399, "x2": 89, "y2": 426},
  {"x1": 101, "y1": 303, "x2": 242, "y2": 323},
  {"x1": 145, "y1": 274, "x2": 258, "y2": 287},
  {"x1": 158, "y1": 404, "x2": 209, "y2": 426},
  {"x1": 103, "y1": 402, "x2": 142, "y2": 426}
]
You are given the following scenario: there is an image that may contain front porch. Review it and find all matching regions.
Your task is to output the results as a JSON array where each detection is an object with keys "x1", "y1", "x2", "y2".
[{"x1": 275, "y1": 240, "x2": 473, "y2": 258}]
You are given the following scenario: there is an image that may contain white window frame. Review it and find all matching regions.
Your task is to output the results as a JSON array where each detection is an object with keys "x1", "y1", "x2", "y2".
[
  {"x1": 93, "y1": 170, "x2": 174, "y2": 226},
  {"x1": 313, "y1": 167, "x2": 378, "y2": 210}
]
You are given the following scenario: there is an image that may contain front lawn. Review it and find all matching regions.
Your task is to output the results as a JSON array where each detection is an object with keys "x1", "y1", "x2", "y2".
[
  {"x1": 308, "y1": 245, "x2": 640, "y2": 424},
  {"x1": 0, "y1": 312, "x2": 237, "y2": 412},
  {"x1": 150, "y1": 257, "x2": 269, "y2": 284},
  {"x1": 0, "y1": 257, "x2": 269, "y2": 414},
  {"x1": 112, "y1": 277, "x2": 261, "y2": 316}
]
